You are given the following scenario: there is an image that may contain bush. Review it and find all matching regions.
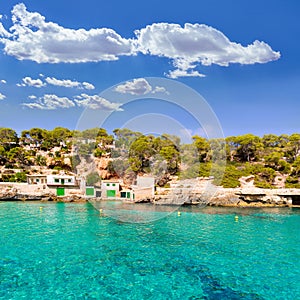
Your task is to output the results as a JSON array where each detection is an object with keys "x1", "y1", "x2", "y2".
[
  {"x1": 86, "y1": 172, "x2": 101, "y2": 185},
  {"x1": 285, "y1": 176, "x2": 300, "y2": 188},
  {"x1": 216, "y1": 164, "x2": 242, "y2": 188}
]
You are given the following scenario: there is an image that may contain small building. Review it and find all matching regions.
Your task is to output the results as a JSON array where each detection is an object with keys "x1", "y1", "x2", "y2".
[
  {"x1": 46, "y1": 174, "x2": 77, "y2": 186},
  {"x1": 101, "y1": 180, "x2": 120, "y2": 198},
  {"x1": 120, "y1": 189, "x2": 135, "y2": 201},
  {"x1": 47, "y1": 174, "x2": 79, "y2": 197},
  {"x1": 27, "y1": 174, "x2": 47, "y2": 185}
]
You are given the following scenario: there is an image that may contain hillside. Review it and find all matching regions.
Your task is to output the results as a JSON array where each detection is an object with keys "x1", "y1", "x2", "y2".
[{"x1": 0, "y1": 127, "x2": 300, "y2": 189}]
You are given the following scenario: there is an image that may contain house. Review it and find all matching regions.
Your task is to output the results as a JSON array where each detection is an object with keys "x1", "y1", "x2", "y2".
[
  {"x1": 46, "y1": 174, "x2": 77, "y2": 186},
  {"x1": 26, "y1": 173, "x2": 82, "y2": 197},
  {"x1": 27, "y1": 174, "x2": 47, "y2": 185},
  {"x1": 46, "y1": 174, "x2": 80, "y2": 197},
  {"x1": 101, "y1": 180, "x2": 120, "y2": 198}
]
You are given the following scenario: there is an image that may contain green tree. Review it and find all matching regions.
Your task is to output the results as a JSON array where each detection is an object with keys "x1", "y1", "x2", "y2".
[
  {"x1": 0, "y1": 128, "x2": 18, "y2": 150},
  {"x1": 192, "y1": 135, "x2": 210, "y2": 162},
  {"x1": 113, "y1": 128, "x2": 142, "y2": 148},
  {"x1": 287, "y1": 133, "x2": 300, "y2": 161},
  {"x1": 234, "y1": 134, "x2": 262, "y2": 162},
  {"x1": 7, "y1": 147, "x2": 29, "y2": 166},
  {"x1": 129, "y1": 135, "x2": 155, "y2": 173},
  {"x1": 35, "y1": 155, "x2": 47, "y2": 166}
]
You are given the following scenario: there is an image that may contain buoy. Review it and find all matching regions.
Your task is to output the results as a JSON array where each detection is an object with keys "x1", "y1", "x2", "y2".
[
  {"x1": 39, "y1": 207, "x2": 43, "y2": 211},
  {"x1": 234, "y1": 215, "x2": 239, "y2": 222},
  {"x1": 177, "y1": 211, "x2": 181, "y2": 216}
]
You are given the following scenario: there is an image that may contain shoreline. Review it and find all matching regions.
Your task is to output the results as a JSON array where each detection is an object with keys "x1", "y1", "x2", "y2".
[{"x1": 1, "y1": 182, "x2": 300, "y2": 207}]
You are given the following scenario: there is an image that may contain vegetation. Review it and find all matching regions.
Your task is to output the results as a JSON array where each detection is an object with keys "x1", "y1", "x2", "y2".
[{"x1": 1, "y1": 126, "x2": 300, "y2": 188}]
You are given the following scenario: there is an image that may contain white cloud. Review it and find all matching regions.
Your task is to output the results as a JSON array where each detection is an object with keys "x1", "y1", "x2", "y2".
[
  {"x1": 45, "y1": 76, "x2": 95, "y2": 90},
  {"x1": 82, "y1": 82, "x2": 95, "y2": 90},
  {"x1": 19, "y1": 76, "x2": 46, "y2": 88},
  {"x1": 115, "y1": 78, "x2": 152, "y2": 95},
  {"x1": 74, "y1": 93, "x2": 122, "y2": 110},
  {"x1": 45, "y1": 77, "x2": 80, "y2": 88},
  {"x1": 0, "y1": 5, "x2": 280, "y2": 78},
  {"x1": 152, "y1": 86, "x2": 169, "y2": 94},
  {"x1": 0, "y1": 3, "x2": 135, "y2": 63},
  {"x1": 0, "y1": 93, "x2": 6, "y2": 100},
  {"x1": 135, "y1": 23, "x2": 280, "y2": 77},
  {"x1": 28, "y1": 95, "x2": 37, "y2": 99},
  {"x1": 115, "y1": 78, "x2": 169, "y2": 95},
  {"x1": 167, "y1": 69, "x2": 206, "y2": 79},
  {"x1": 0, "y1": 79, "x2": 6, "y2": 84},
  {"x1": 23, "y1": 94, "x2": 75, "y2": 110}
]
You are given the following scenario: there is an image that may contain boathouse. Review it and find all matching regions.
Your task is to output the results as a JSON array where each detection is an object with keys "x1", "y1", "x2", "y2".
[{"x1": 101, "y1": 180, "x2": 120, "y2": 198}]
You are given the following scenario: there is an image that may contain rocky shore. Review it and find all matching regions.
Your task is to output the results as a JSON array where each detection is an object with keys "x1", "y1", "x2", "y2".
[
  {"x1": 150, "y1": 187, "x2": 297, "y2": 207},
  {"x1": 1, "y1": 180, "x2": 299, "y2": 207}
]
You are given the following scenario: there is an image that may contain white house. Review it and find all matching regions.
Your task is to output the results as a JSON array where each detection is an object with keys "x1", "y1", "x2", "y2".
[
  {"x1": 27, "y1": 174, "x2": 47, "y2": 185},
  {"x1": 101, "y1": 180, "x2": 120, "y2": 198},
  {"x1": 46, "y1": 174, "x2": 77, "y2": 186}
]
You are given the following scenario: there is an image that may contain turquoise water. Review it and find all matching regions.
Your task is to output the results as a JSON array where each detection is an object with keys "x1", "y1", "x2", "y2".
[{"x1": 0, "y1": 202, "x2": 299, "y2": 299}]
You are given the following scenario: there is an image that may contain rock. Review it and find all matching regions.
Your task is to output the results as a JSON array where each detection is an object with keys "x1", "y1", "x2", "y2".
[{"x1": 239, "y1": 175, "x2": 255, "y2": 188}]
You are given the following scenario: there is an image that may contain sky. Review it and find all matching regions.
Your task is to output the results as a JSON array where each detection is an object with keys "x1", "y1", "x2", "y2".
[{"x1": 0, "y1": 0, "x2": 299, "y2": 139}]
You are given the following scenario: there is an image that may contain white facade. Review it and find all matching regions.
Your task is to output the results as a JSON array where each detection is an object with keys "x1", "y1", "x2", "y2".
[
  {"x1": 27, "y1": 175, "x2": 47, "y2": 185},
  {"x1": 46, "y1": 175, "x2": 77, "y2": 186},
  {"x1": 101, "y1": 180, "x2": 120, "y2": 198}
]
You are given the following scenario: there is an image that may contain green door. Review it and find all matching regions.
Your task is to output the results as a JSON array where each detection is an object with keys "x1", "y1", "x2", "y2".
[
  {"x1": 107, "y1": 190, "x2": 116, "y2": 197},
  {"x1": 57, "y1": 187, "x2": 65, "y2": 196},
  {"x1": 86, "y1": 187, "x2": 94, "y2": 196}
]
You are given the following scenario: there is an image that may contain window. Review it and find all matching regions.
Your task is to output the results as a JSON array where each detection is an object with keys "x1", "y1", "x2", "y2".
[
  {"x1": 112, "y1": 183, "x2": 116, "y2": 186},
  {"x1": 68, "y1": 179, "x2": 72, "y2": 183},
  {"x1": 106, "y1": 183, "x2": 110, "y2": 186},
  {"x1": 36, "y1": 179, "x2": 39, "y2": 183},
  {"x1": 54, "y1": 178, "x2": 59, "y2": 183}
]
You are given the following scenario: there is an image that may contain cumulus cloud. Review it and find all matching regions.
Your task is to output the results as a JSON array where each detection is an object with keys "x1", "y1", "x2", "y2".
[
  {"x1": 0, "y1": 4, "x2": 280, "y2": 78},
  {"x1": 0, "y1": 79, "x2": 6, "y2": 84},
  {"x1": 45, "y1": 76, "x2": 95, "y2": 90},
  {"x1": 18, "y1": 76, "x2": 46, "y2": 88},
  {"x1": 115, "y1": 78, "x2": 169, "y2": 95},
  {"x1": 74, "y1": 93, "x2": 122, "y2": 110},
  {"x1": 45, "y1": 77, "x2": 80, "y2": 88},
  {"x1": 82, "y1": 82, "x2": 95, "y2": 90},
  {"x1": 115, "y1": 78, "x2": 152, "y2": 95},
  {"x1": 135, "y1": 23, "x2": 280, "y2": 78},
  {"x1": 167, "y1": 69, "x2": 206, "y2": 79},
  {"x1": 0, "y1": 93, "x2": 6, "y2": 100},
  {"x1": 152, "y1": 86, "x2": 169, "y2": 94},
  {"x1": 0, "y1": 3, "x2": 135, "y2": 63},
  {"x1": 23, "y1": 92, "x2": 121, "y2": 111},
  {"x1": 23, "y1": 94, "x2": 75, "y2": 109}
]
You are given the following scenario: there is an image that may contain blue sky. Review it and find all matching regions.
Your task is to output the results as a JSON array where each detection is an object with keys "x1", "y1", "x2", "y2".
[{"x1": 0, "y1": 0, "x2": 299, "y2": 138}]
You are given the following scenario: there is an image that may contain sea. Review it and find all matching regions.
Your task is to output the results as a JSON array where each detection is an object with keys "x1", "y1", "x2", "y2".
[{"x1": 0, "y1": 201, "x2": 299, "y2": 299}]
